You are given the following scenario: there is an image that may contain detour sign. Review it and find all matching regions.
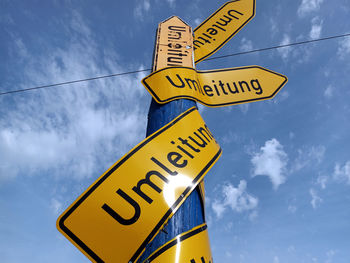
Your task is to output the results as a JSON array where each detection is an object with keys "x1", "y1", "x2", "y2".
[
  {"x1": 57, "y1": 107, "x2": 221, "y2": 263},
  {"x1": 142, "y1": 66, "x2": 288, "y2": 107},
  {"x1": 194, "y1": 0, "x2": 256, "y2": 63}
]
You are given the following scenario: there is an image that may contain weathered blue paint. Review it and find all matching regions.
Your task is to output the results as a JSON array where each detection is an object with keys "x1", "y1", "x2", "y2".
[{"x1": 137, "y1": 98, "x2": 205, "y2": 262}]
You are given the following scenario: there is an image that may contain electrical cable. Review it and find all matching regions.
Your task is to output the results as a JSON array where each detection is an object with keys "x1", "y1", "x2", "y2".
[
  {"x1": 205, "y1": 32, "x2": 350, "y2": 61},
  {"x1": 1, "y1": 32, "x2": 349, "y2": 96},
  {"x1": 0, "y1": 69, "x2": 151, "y2": 96}
]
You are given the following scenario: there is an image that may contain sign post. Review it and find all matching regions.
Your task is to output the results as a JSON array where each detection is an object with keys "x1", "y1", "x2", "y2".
[{"x1": 139, "y1": 16, "x2": 209, "y2": 262}]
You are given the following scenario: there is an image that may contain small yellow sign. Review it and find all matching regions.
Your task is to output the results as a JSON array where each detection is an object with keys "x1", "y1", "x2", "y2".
[
  {"x1": 143, "y1": 224, "x2": 212, "y2": 263},
  {"x1": 153, "y1": 16, "x2": 194, "y2": 71},
  {"x1": 142, "y1": 66, "x2": 288, "y2": 107},
  {"x1": 57, "y1": 107, "x2": 221, "y2": 263},
  {"x1": 194, "y1": 0, "x2": 256, "y2": 63}
]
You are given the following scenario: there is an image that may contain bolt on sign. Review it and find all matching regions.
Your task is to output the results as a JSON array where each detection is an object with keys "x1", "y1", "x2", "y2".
[
  {"x1": 142, "y1": 66, "x2": 288, "y2": 107},
  {"x1": 142, "y1": 224, "x2": 212, "y2": 263},
  {"x1": 153, "y1": 16, "x2": 194, "y2": 71},
  {"x1": 57, "y1": 107, "x2": 221, "y2": 263},
  {"x1": 194, "y1": 0, "x2": 256, "y2": 63}
]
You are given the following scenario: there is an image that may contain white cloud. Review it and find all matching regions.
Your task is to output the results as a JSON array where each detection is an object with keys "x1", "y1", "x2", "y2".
[
  {"x1": 0, "y1": 13, "x2": 14, "y2": 25},
  {"x1": 291, "y1": 145, "x2": 326, "y2": 172},
  {"x1": 337, "y1": 37, "x2": 350, "y2": 59},
  {"x1": 248, "y1": 210, "x2": 258, "y2": 221},
  {"x1": 333, "y1": 161, "x2": 350, "y2": 184},
  {"x1": 220, "y1": 131, "x2": 241, "y2": 145},
  {"x1": 211, "y1": 180, "x2": 258, "y2": 219},
  {"x1": 278, "y1": 34, "x2": 292, "y2": 60},
  {"x1": 273, "y1": 90, "x2": 290, "y2": 104},
  {"x1": 251, "y1": 139, "x2": 288, "y2": 190},
  {"x1": 316, "y1": 175, "x2": 328, "y2": 189},
  {"x1": 166, "y1": 0, "x2": 176, "y2": 7},
  {"x1": 269, "y1": 17, "x2": 279, "y2": 36},
  {"x1": 288, "y1": 245, "x2": 296, "y2": 253},
  {"x1": 50, "y1": 198, "x2": 63, "y2": 215},
  {"x1": 273, "y1": 256, "x2": 280, "y2": 263},
  {"x1": 310, "y1": 188, "x2": 322, "y2": 209},
  {"x1": 240, "y1": 38, "x2": 253, "y2": 52},
  {"x1": 193, "y1": 18, "x2": 202, "y2": 27},
  {"x1": 288, "y1": 205, "x2": 297, "y2": 213},
  {"x1": 238, "y1": 103, "x2": 249, "y2": 114},
  {"x1": 289, "y1": 132, "x2": 295, "y2": 139},
  {"x1": 0, "y1": 12, "x2": 148, "y2": 181},
  {"x1": 298, "y1": 0, "x2": 324, "y2": 17},
  {"x1": 326, "y1": 250, "x2": 336, "y2": 263},
  {"x1": 134, "y1": 0, "x2": 151, "y2": 20},
  {"x1": 309, "y1": 17, "x2": 323, "y2": 39},
  {"x1": 324, "y1": 85, "x2": 334, "y2": 98},
  {"x1": 13, "y1": 37, "x2": 28, "y2": 58}
]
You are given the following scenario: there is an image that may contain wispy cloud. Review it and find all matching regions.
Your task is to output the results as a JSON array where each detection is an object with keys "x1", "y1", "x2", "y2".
[
  {"x1": 326, "y1": 250, "x2": 336, "y2": 263},
  {"x1": 291, "y1": 145, "x2": 326, "y2": 173},
  {"x1": 324, "y1": 85, "x2": 334, "y2": 99},
  {"x1": 193, "y1": 18, "x2": 202, "y2": 27},
  {"x1": 0, "y1": 11, "x2": 148, "y2": 181},
  {"x1": 211, "y1": 180, "x2": 258, "y2": 219},
  {"x1": 272, "y1": 90, "x2": 290, "y2": 104},
  {"x1": 50, "y1": 198, "x2": 63, "y2": 215},
  {"x1": 298, "y1": 0, "x2": 324, "y2": 17},
  {"x1": 278, "y1": 34, "x2": 292, "y2": 60},
  {"x1": 269, "y1": 17, "x2": 279, "y2": 36},
  {"x1": 333, "y1": 161, "x2": 350, "y2": 184},
  {"x1": 134, "y1": 0, "x2": 151, "y2": 20},
  {"x1": 316, "y1": 175, "x2": 328, "y2": 189},
  {"x1": 251, "y1": 138, "x2": 288, "y2": 190},
  {"x1": 309, "y1": 17, "x2": 323, "y2": 39},
  {"x1": 240, "y1": 37, "x2": 253, "y2": 52},
  {"x1": 166, "y1": 0, "x2": 176, "y2": 7},
  {"x1": 337, "y1": 37, "x2": 350, "y2": 59},
  {"x1": 310, "y1": 188, "x2": 322, "y2": 209},
  {"x1": 288, "y1": 205, "x2": 297, "y2": 213},
  {"x1": 238, "y1": 103, "x2": 249, "y2": 114}
]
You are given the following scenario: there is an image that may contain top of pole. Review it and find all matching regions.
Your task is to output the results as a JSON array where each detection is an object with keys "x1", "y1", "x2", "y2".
[{"x1": 152, "y1": 16, "x2": 194, "y2": 72}]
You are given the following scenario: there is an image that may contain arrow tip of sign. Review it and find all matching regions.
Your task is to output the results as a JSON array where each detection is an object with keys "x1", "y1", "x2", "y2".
[{"x1": 160, "y1": 15, "x2": 191, "y2": 27}]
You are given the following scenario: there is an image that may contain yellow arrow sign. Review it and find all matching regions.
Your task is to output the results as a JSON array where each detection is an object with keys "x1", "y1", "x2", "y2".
[
  {"x1": 143, "y1": 224, "x2": 212, "y2": 263},
  {"x1": 153, "y1": 16, "x2": 194, "y2": 71},
  {"x1": 142, "y1": 66, "x2": 288, "y2": 107},
  {"x1": 57, "y1": 107, "x2": 221, "y2": 263},
  {"x1": 194, "y1": 0, "x2": 256, "y2": 63}
]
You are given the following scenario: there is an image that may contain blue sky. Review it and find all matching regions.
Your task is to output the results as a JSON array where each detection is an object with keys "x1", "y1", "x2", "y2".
[{"x1": 1, "y1": 0, "x2": 350, "y2": 262}]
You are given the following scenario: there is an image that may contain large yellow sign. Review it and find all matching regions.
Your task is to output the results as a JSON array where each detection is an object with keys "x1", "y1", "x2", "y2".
[
  {"x1": 142, "y1": 224, "x2": 212, "y2": 263},
  {"x1": 57, "y1": 107, "x2": 221, "y2": 263},
  {"x1": 142, "y1": 66, "x2": 288, "y2": 107},
  {"x1": 194, "y1": 0, "x2": 256, "y2": 63}
]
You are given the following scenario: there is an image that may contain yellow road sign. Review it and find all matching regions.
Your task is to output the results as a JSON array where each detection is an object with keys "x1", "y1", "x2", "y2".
[
  {"x1": 142, "y1": 66, "x2": 288, "y2": 107},
  {"x1": 57, "y1": 107, "x2": 221, "y2": 263},
  {"x1": 194, "y1": 0, "x2": 256, "y2": 63},
  {"x1": 143, "y1": 224, "x2": 212, "y2": 263},
  {"x1": 153, "y1": 16, "x2": 194, "y2": 71}
]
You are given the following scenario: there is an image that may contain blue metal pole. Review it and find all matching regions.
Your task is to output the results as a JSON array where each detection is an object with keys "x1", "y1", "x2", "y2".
[{"x1": 137, "y1": 98, "x2": 205, "y2": 262}]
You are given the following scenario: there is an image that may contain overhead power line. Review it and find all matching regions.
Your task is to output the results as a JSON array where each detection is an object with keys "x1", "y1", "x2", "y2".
[
  {"x1": 0, "y1": 69, "x2": 151, "y2": 96},
  {"x1": 1, "y1": 32, "x2": 350, "y2": 96},
  {"x1": 205, "y1": 32, "x2": 350, "y2": 61}
]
